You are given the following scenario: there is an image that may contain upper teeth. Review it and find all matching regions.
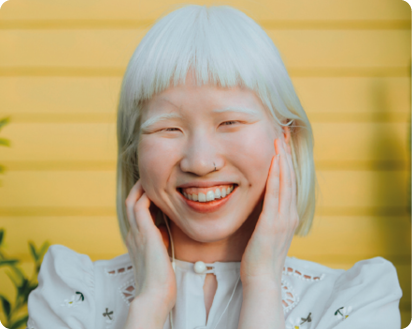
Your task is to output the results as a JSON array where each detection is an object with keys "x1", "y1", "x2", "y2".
[{"x1": 182, "y1": 185, "x2": 234, "y2": 202}]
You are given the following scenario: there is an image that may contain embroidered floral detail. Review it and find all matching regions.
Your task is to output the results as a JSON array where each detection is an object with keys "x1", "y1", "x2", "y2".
[
  {"x1": 107, "y1": 265, "x2": 133, "y2": 276},
  {"x1": 103, "y1": 307, "x2": 114, "y2": 324},
  {"x1": 334, "y1": 306, "x2": 352, "y2": 320},
  {"x1": 60, "y1": 291, "x2": 84, "y2": 307},
  {"x1": 286, "y1": 316, "x2": 309, "y2": 329},
  {"x1": 119, "y1": 279, "x2": 136, "y2": 305},
  {"x1": 281, "y1": 278, "x2": 299, "y2": 315},
  {"x1": 300, "y1": 312, "x2": 312, "y2": 324},
  {"x1": 283, "y1": 266, "x2": 325, "y2": 282},
  {"x1": 286, "y1": 312, "x2": 312, "y2": 329}
]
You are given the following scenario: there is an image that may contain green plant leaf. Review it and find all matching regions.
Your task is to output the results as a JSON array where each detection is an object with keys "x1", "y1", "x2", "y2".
[
  {"x1": 0, "y1": 138, "x2": 10, "y2": 147},
  {"x1": 5, "y1": 269, "x2": 21, "y2": 288},
  {"x1": 0, "y1": 259, "x2": 19, "y2": 267},
  {"x1": 9, "y1": 314, "x2": 29, "y2": 329},
  {"x1": 38, "y1": 241, "x2": 50, "y2": 260},
  {"x1": 28, "y1": 241, "x2": 38, "y2": 262},
  {"x1": 0, "y1": 117, "x2": 10, "y2": 131},
  {"x1": 0, "y1": 229, "x2": 4, "y2": 247},
  {"x1": 0, "y1": 295, "x2": 11, "y2": 321},
  {"x1": 17, "y1": 279, "x2": 29, "y2": 297},
  {"x1": 9, "y1": 265, "x2": 25, "y2": 282}
]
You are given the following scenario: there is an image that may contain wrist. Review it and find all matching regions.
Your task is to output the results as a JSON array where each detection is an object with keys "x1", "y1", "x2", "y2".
[
  {"x1": 127, "y1": 295, "x2": 170, "y2": 329},
  {"x1": 241, "y1": 276, "x2": 281, "y2": 292},
  {"x1": 241, "y1": 278, "x2": 282, "y2": 303}
]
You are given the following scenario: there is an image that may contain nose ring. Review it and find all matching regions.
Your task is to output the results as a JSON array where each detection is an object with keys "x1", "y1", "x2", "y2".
[{"x1": 213, "y1": 162, "x2": 216, "y2": 172}]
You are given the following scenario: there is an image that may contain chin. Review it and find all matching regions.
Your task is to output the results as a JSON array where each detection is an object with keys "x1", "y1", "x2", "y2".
[{"x1": 180, "y1": 214, "x2": 247, "y2": 243}]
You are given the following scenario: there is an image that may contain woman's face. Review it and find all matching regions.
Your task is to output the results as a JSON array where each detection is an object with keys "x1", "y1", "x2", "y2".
[{"x1": 138, "y1": 74, "x2": 281, "y2": 243}]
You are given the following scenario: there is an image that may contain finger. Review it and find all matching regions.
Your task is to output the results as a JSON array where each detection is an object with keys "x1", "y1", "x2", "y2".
[
  {"x1": 133, "y1": 192, "x2": 154, "y2": 232},
  {"x1": 284, "y1": 141, "x2": 298, "y2": 214},
  {"x1": 125, "y1": 180, "x2": 144, "y2": 233},
  {"x1": 261, "y1": 142, "x2": 280, "y2": 217},
  {"x1": 278, "y1": 139, "x2": 292, "y2": 216}
]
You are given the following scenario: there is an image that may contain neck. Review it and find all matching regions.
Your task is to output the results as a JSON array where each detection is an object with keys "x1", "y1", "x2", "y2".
[{"x1": 166, "y1": 202, "x2": 261, "y2": 263}]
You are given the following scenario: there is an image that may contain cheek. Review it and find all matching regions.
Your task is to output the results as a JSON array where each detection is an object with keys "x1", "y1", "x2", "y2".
[
  {"x1": 137, "y1": 138, "x2": 177, "y2": 196},
  {"x1": 224, "y1": 126, "x2": 276, "y2": 187}
]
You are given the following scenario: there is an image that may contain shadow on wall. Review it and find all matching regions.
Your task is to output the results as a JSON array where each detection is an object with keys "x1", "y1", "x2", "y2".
[
  {"x1": 369, "y1": 79, "x2": 410, "y2": 259},
  {"x1": 369, "y1": 79, "x2": 411, "y2": 322}
]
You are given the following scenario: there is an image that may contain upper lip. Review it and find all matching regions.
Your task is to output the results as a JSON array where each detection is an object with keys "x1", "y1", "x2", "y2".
[{"x1": 177, "y1": 181, "x2": 237, "y2": 188}]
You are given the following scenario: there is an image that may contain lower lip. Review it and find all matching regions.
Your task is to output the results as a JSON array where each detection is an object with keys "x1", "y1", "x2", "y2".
[{"x1": 179, "y1": 187, "x2": 237, "y2": 213}]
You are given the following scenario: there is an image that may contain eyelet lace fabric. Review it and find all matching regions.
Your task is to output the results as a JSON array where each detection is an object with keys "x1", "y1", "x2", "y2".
[
  {"x1": 283, "y1": 265, "x2": 325, "y2": 282},
  {"x1": 281, "y1": 277, "x2": 300, "y2": 314},
  {"x1": 119, "y1": 279, "x2": 136, "y2": 305},
  {"x1": 106, "y1": 265, "x2": 133, "y2": 276},
  {"x1": 112, "y1": 264, "x2": 326, "y2": 317}
]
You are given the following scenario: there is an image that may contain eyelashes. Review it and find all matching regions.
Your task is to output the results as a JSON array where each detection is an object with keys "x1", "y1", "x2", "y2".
[
  {"x1": 160, "y1": 121, "x2": 243, "y2": 132},
  {"x1": 223, "y1": 120, "x2": 240, "y2": 126}
]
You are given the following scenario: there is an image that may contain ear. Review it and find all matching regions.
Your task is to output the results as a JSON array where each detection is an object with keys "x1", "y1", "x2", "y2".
[{"x1": 282, "y1": 125, "x2": 291, "y2": 146}]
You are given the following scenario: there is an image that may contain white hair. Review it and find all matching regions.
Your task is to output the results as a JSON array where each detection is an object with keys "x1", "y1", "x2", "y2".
[{"x1": 116, "y1": 4, "x2": 317, "y2": 244}]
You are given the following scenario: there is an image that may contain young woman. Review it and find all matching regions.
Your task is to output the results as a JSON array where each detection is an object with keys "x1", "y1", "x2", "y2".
[{"x1": 27, "y1": 5, "x2": 402, "y2": 329}]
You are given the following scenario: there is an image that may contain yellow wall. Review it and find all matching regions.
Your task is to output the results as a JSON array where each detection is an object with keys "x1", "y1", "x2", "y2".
[{"x1": 0, "y1": 0, "x2": 410, "y2": 327}]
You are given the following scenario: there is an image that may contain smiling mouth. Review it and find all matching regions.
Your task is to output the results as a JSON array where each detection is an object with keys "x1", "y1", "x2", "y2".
[{"x1": 178, "y1": 184, "x2": 237, "y2": 202}]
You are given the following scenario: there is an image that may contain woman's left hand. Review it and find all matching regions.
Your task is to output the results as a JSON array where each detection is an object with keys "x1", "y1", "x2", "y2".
[{"x1": 240, "y1": 138, "x2": 299, "y2": 287}]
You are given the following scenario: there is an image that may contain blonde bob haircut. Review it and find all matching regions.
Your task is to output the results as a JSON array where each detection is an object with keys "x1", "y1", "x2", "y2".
[{"x1": 116, "y1": 4, "x2": 317, "y2": 245}]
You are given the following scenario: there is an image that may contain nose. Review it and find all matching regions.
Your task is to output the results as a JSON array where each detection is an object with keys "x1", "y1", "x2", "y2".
[{"x1": 180, "y1": 131, "x2": 219, "y2": 176}]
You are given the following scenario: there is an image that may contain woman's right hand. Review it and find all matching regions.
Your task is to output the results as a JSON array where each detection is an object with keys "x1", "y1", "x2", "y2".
[{"x1": 124, "y1": 180, "x2": 177, "y2": 327}]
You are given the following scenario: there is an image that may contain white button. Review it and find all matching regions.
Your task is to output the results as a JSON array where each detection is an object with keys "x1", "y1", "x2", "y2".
[{"x1": 194, "y1": 261, "x2": 207, "y2": 274}]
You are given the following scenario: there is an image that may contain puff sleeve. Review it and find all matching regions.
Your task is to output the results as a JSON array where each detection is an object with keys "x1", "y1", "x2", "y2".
[
  {"x1": 316, "y1": 257, "x2": 403, "y2": 329},
  {"x1": 27, "y1": 245, "x2": 95, "y2": 329}
]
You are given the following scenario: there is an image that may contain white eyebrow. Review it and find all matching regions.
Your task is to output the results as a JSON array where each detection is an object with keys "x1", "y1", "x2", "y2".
[
  {"x1": 213, "y1": 106, "x2": 261, "y2": 116},
  {"x1": 140, "y1": 107, "x2": 260, "y2": 131},
  {"x1": 140, "y1": 112, "x2": 183, "y2": 131}
]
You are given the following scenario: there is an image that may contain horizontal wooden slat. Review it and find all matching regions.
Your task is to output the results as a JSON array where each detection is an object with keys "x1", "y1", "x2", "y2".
[
  {"x1": 0, "y1": 123, "x2": 408, "y2": 164},
  {"x1": 0, "y1": 66, "x2": 409, "y2": 78},
  {"x1": 0, "y1": 30, "x2": 409, "y2": 69},
  {"x1": 1, "y1": 123, "x2": 117, "y2": 162},
  {"x1": 0, "y1": 77, "x2": 121, "y2": 116},
  {"x1": 0, "y1": 0, "x2": 409, "y2": 21},
  {"x1": 0, "y1": 216, "x2": 126, "y2": 259},
  {"x1": 293, "y1": 77, "x2": 411, "y2": 116},
  {"x1": 312, "y1": 122, "x2": 409, "y2": 162},
  {"x1": 0, "y1": 77, "x2": 409, "y2": 118},
  {"x1": 290, "y1": 216, "x2": 411, "y2": 258},
  {"x1": 0, "y1": 170, "x2": 408, "y2": 208},
  {"x1": 0, "y1": 20, "x2": 410, "y2": 30}
]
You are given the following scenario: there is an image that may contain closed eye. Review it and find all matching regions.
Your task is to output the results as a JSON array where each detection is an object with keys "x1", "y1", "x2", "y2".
[
  {"x1": 221, "y1": 121, "x2": 240, "y2": 126},
  {"x1": 162, "y1": 127, "x2": 180, "y2": 132}
]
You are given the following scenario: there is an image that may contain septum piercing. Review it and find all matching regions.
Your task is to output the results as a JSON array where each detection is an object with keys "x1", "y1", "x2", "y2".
[{"x1": 213, "y1": 162, "x2": 216, "y2": 172}]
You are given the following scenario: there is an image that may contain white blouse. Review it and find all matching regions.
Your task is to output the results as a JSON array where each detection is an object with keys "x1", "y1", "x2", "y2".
[{"x1": 27, "y1": 244, "x2": 402, "y2": 329}]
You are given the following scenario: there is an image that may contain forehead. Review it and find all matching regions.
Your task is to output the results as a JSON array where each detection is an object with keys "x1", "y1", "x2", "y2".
[{"x1": 142, "y1": 81, "x2": 267, "y2": 117}]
